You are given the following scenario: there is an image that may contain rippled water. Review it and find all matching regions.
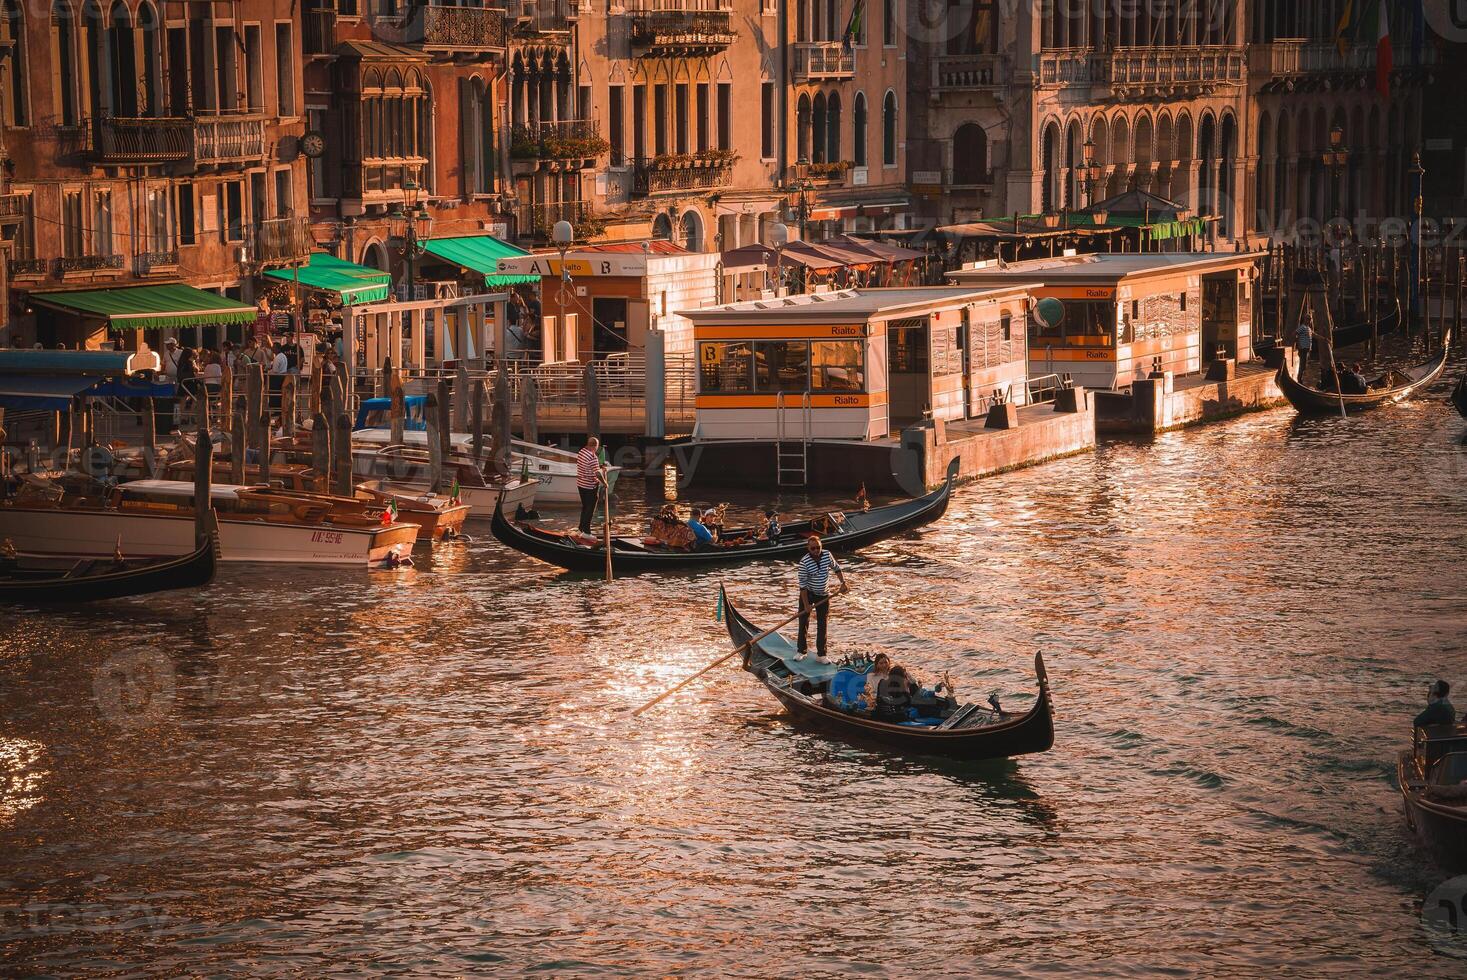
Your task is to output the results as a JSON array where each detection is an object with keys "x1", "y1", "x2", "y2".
[{"x1": 3, "y1": 387, "x2": 1467, "y2": 975}]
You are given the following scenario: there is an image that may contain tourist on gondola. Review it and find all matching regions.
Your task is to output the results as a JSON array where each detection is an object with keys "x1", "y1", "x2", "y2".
[
  {"x1": 687, "y1": 508, "x2": 716, "y2": 546},
  {"x1": 756, "y1": 509, "x2": 781, "y2": 542},
  {"x1": 1341, "y1": 362, "x2": 1370, "y2": 394},
  {"x1": 1414, "y1": 680, "x2": 1457, "y2": 730},
  {"x1": 796, "y1": 534, "x2": 848, "y2": 662},
  {"x1": 575, "y1": 437, "x2": 605, "y2": 535}
]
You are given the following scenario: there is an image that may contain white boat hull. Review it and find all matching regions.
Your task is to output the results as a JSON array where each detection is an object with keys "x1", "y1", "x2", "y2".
[
  {"x1": 352, "y1": 429, "x2": 614, "y2": 504},
  {"x1": 0, "y1": 507, "x2": 417, "y2": 565}
]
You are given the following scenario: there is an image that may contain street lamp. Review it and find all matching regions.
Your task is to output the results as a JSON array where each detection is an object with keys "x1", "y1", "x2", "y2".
[
  {"x1": 389, "y1": 178, "x2": 434, "y2": 299},
  {"x1": 1082, "y1": 137, "x2": 1099, "y2": 208},
  {"x1": 552, "y1": 219, "x2": 574, "y2": 356},
  {"x1": 768, "y1": 220, "x2": 789, "y2": 295},
  {"x1": 1322, "y1": 124, "x2": 1348, "y2": 222},
  {"x1": 789, "y1": 156, "x2": 814, "y2": 240}
]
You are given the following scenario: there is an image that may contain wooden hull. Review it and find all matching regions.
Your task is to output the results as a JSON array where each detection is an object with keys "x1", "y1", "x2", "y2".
[
  {"x1": 491, "y1": 458, "x2": 960, "y2": 573},
  {"x1": 1275, "y1": 333, "x2": 1450, "y2": 415},
  {"x1": 351, "y1": 452, "x2": 538, "y2": 518},
  {"x1": 1398, "y1": 751, "x2": 1467, "y2": 870},
  {"x1": 0, "y1": 534, "x2": 217, "y2": 602},
  {"x1": 356, "y1": 484, "x2": 471, "y2": 541},
  {"x1": 0, "y1": 505, "x2": 417, "y2": 565},
  {"x1": 1452, "y1": 375, "x2": 1467, "y2": 420},
  {"x1": 722, "y1": 587, "x2": 1055, "y2": 761}
]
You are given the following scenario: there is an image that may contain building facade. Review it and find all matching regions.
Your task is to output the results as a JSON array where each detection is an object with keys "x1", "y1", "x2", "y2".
[{"x1": 1, "y1": 0, "x2": 312, "y2": 347}]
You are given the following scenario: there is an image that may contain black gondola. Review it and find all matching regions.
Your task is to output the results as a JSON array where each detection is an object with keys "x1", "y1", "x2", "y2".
[
  {"x1": 1451, "y1": 374, "x2": 1467, "y2": 420},
  {"x1": 1254, "y1": 298, "x2": 1402, "y2": 356},
  {"x1": 1398, "y1": 726, "x2": 1467, "y2": 870},
  {"x1": 721, "y1": 586, "x2": 1055, "y2": 761},
  {"x1": 1275, "y1": 328, "x2": 1451, "y2": 415},
  {"x1": 0, "y1": 533, "x2": 217, "y2": 603},
  {"x1": 491, "y1": 458, "x2": 961, "y2": 573}
]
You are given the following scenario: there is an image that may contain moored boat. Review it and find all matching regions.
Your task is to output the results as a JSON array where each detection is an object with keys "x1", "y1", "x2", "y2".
[
  {"x1": 1254, "y1": 297, "x2": 1402, "y2": 356},
  {"x1": 1399, "y1": 725, "x2": 1467, "y2": 870},
  {"x1": 1275, "y1": 329, "x2": 1451, "y2": 415},
  {"x1": 491, "y1": 458, "x2": 960, "y2": 573},
  {"x1": 0, "y1": 532, "x2": 218, "y2": 602},
  {"x1": 721, "y1": 586, "x2": 1055, "y2": 761},
  {"x1": 356, "y1": 480, "x2": 471, "y2": 541},
  {"x1": 1451, "y1": 374, "x2": 1467, "y2": 420},
  {"x1": 0, "y1": 480, "x2": 419, "y2": 565},
  {"x1": 351, "y1": 445, "x2": 537, "y2": 518}
]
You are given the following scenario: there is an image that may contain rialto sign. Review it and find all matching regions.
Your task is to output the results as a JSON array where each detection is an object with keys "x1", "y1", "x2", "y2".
[{"x1": 496, "y1": 253, "x2": 650, "y2": 278}]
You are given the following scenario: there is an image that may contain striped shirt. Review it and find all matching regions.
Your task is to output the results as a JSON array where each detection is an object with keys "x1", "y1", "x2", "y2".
[
  {"x1": 576, "y1": 446, "x2": 601, "y2": 490},
  {"x1": 798, "y1": 550, "x2": 840, "y2": 595}
]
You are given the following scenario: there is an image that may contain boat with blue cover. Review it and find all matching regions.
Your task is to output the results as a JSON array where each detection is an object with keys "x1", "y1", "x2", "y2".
[{"x1": 721, "y1": 586, "x2": 1055, "y2": 760}]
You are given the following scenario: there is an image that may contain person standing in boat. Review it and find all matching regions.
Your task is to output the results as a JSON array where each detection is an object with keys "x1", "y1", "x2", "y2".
[
  {"x1": 1294, "y1": 314, "x2": 1314, "y2": 378},
  {"x1": 576, "y1": 437, "x2": 606, "y2": 536},
  {"x1": 796, "y1": 534, "x2": 848, "y2": 663}
]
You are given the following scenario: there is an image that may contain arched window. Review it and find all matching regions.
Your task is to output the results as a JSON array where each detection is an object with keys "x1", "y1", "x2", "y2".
[
  {"x1": 51, "y1": 0, "x2": 77, "y2": 126},
  {"x1": 882, "y1": 0, "x2": 895, "y2": 45},
  {"x1": 812, "y1": 92, "x2": 826, "y2": 164},
  {"x1": 882, "y1": 91, "x2": 897, "y2": 167},
  {"x1": 680, "y1": 210, "x2": 703, "y2": 252},
  {"x1": 82, "y1": 0, "x2": 106, "y2": 118},
  {"x1": 826, "y1": 92, "x2": 842, "y2": 164},
  {"x1": 796, "y1": 93, "x2": 811, "y2": 164},
  {"x1": 953, "y1": 123, "x2": 987, "y2": 185},
  {"x1": 1040, "y1": 122, "x2": 1058, "y2": 210},
  {"x1": 362, "y1": 241, "x2": 389, "y2": 271},
  {"x1": 796, "y1": 0, "x2": 808, "y2": 41},
  {"x1": 138, "y1": 2, "x2": 162, "y2": 116},
  {"x1": 1, "y1": 0, "x2": 26, "y2": 126},
  {"x1": 652, "y1": 213, "x2": 673, "y2": 241},
  {"x1": 852, "y1": 92, "x2": 867, "y2": 167}
]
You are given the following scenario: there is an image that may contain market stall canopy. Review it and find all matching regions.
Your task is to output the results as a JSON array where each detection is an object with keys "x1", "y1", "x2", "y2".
[
  {"x1": 30, "y1": 284, "x2": 257, "y2": 333},
  {"x1": 263, "y1": 252, "x2": 393, "y2": 304},
  {"x1": 720, "y1": 244, "x2": 843, "y2": 271},
  {"x1": 421, "y1": 235, "x2": 539, "y2": 289},
  {"x1": 785, "y1": 239, "x2": 877, "y2": 268},
  {"x1": 0, "y1": 374, "x2": 98, "y2": 411},
  {"x1": 823, "y1": 235, "x2": 925, "y2": 263},
  {"x1": 1088, "y1": 189, "x2": 1190, "y2": 223}
]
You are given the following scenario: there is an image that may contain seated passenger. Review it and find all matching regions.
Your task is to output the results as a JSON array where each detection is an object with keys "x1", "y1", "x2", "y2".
[
  {"x1": 874, "y1": 666, "x2": 918, "y2": 723},
  {"x1": 687, "y1": 508, "x2": 716, "y2": 547},
  {"x1": 757, "y1": 510, "x2": 782, "y2": 542},
  {"x1": 1415, "y1": 680, "x2": 1457, "y2": 730},
  {"x1": 858, "y1": 654, "x2": 895, "y2": 714}
]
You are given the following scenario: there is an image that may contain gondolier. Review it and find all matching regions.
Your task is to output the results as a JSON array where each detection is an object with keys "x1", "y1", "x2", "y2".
[
  {"x1": 796, "y1": 534, "x2": 848, "y2": 662},
  {"x1": 576, "y1": 437, "x2": 605, "y2": 535}
]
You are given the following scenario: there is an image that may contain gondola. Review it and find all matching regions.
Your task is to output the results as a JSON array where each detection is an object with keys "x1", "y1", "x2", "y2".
[
  {"x1": 1398, "y1": 726, "x2": 1467, "y2": 870},
  {"x1": 1275, "y1": 328, "x2": 1451, "y2": 415},
  {"x1": 490, "y1": 458, "x2": 961, "y2": 573},
  {"x1": 1451, "y1": 374, "x2": 1467, "y2": 420},
  {"x1": 1253, "y1": 298, "x2": 1402, "y2": 356},
  {"x1": 721, "y1": 586, "x2": 1054, "y2": 761},
  {"x1": 0, "y1": 533, "x2": 217, "y2": 603}
]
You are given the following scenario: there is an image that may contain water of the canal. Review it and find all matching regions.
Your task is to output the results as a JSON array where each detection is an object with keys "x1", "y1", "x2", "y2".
[{"x1": 2, "y1": 396, "x2": 1466, "y2": 976}]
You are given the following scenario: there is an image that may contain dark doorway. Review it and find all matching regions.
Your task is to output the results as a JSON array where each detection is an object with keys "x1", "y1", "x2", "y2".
[{"x1": 592, "y1": 297, "x2": 629, "y2": 356}]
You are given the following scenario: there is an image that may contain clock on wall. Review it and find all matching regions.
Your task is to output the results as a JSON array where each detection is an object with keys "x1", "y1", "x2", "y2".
[{"x1": 301, "y1": 130, "x2": 326, "y2": 159}]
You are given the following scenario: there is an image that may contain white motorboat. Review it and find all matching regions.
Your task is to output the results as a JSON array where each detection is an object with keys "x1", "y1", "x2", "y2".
[
  {"x1": 351, "y1": 418, "x2": 619, "y2": 504},
  {"x1": 349, "y1": 446, "x2": 538, "y2": 518},
  {"x1": 0, "y1": 480, "x2": 419, "y2": 565}
]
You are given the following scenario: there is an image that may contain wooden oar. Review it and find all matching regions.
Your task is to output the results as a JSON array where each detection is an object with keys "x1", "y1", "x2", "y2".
[{"x1": 630, "y1": 593, "x2": 835, "y2": 717}]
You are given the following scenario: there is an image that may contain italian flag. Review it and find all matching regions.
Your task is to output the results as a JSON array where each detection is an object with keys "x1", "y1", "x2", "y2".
[{"x1": 1373, "y1": 0, "x2": 1392, "y2": 99}]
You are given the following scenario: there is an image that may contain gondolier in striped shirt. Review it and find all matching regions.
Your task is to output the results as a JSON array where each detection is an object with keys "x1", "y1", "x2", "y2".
[
  {"x1": 796, "y1": 534, "x2": 848, "y2": 662},
  {"x1": 576, "y1": 437, "x2": 606, "y2": 535}
]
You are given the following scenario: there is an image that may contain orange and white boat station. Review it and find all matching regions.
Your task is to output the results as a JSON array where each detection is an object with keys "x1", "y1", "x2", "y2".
[
  {"x1": 683, "y1": 286, "x2": 1040, "y2": 443},
  {"x1": 947, "y1": 253, "x2": 1263, "y2": 391}
]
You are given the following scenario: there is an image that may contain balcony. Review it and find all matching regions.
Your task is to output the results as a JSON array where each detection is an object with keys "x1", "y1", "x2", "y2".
[
  {"x1": 254, "y1": 216, "x2": 314, "y2": 268},
  {"x1": 793, "y1": 42, "x2": 855, "y2": 82},
  {"x1": 88, "y1": 116, "x2": 193, "y2": 166},
  {"x1": 57, "y1": 254, "x2": 125, "y2": 276},
  {"x1": 931, "y1": 53, "x2": 1004, "y2": 92},
  {"x1": 83, "y1": 114, "x2": 266, "y2": 168},
  {"x1": 0, "y1": 192, "x2": 28, "y2": 225},
  {"x1": 6, "y1": 257, "x2": 47, "y2": 278},
  {"x1": 627, "y1": 0, "x2": 735, "y2": 57},
  {"x1": 193, "y1": 113, "x2": 268, "y2": 165},
  {"x1": 513, "y1": 0, "x2": 576, "y2": 40},
  {"x1": 1251, "y1": 39, "x2": 1436, "y2": 91},
  {"x1": 510, "y1": 119, "x2": 607, "y2": 169},
  {"x1": 134, "y1": 249, "x2": 180, "y2": 275},
  {"x1": 343, "y1": 159, "x2": 429, "y2": 202},
  {"x1": 515, "y1": 200, "x2": 602, "y2": 242},
  {"x1": 631, "y1": 151, "x2": 736, "y2": 196},
  {"x1": 1038, "y1": 47, "x2": 1101, "y2": 86},
  {"x1": 304, "y1": 7, "x2": 338, "y2": 57},
  {"x1": 1248, "y1": 38, "x2": 1305, "y2": 78},
  {"x1": 420, "y1": 3, "x2": 508, "y2": 56},
  {"x1": 1094, "y1": 46, "x2": 1245, "y2": 99}
]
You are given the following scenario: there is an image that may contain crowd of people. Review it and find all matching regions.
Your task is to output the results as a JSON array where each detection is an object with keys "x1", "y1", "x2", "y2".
[{"x1": 155, "y1": 330, "x2": 345, "y2": 430}]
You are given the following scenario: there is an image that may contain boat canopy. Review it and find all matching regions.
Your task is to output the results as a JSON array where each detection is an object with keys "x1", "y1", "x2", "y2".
[
  {"x1": 0, "y1": 348, "x2": 161, "y2": 375},
  {"x1": 264, "y1": 252, "x2": 393, "y2": 304},
  {"x1": 355, "y1": 395, "x2": 430, "y2": 431},
  {"x1": 420, "y1": 235, "x2": 539, "y2": 289},
  {"x1": 0, "y1": 374, "x2": 99, "y2": 411},
  {"x1": 30, "y1": 284, "x2": 257, "y2": 332}
]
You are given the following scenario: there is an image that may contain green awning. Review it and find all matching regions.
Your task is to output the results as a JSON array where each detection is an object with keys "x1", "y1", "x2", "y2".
[
  {"x1": 264, "y1": 252, "x2": 393, "y2": 304},
  {"x1": 421, "y1": 235, "x2": 538, "y2": 289},
  {"x1": 31, "y1": 284, "x2": 258, "y2": 333}
]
